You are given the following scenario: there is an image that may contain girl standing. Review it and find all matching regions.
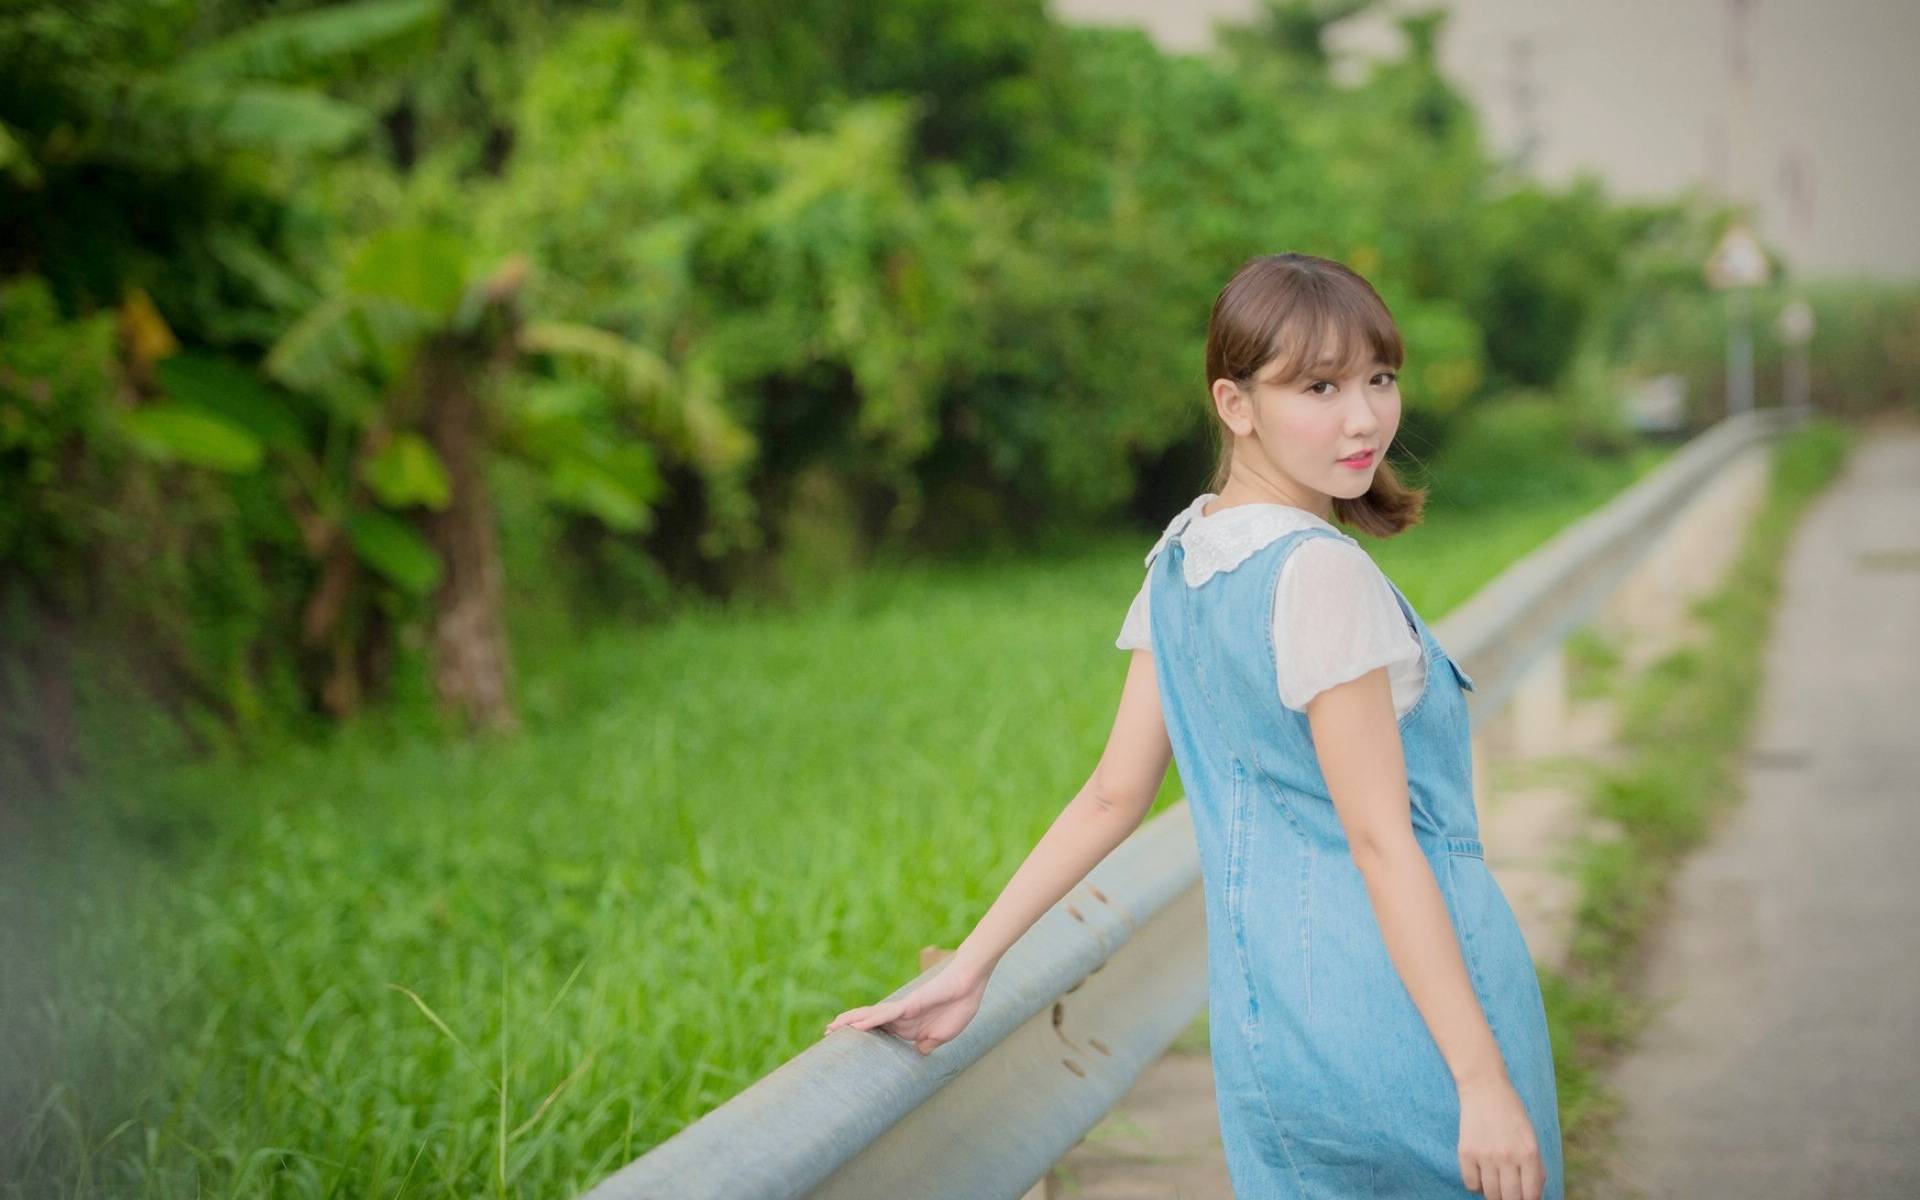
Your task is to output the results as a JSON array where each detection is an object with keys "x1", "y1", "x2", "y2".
[{"x1": 827, "y1": 253, "x2": 1562, "y2": 1200}]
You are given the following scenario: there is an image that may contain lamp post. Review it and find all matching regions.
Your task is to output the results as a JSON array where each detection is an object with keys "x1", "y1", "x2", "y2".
[
  {"x1": 1704, "y1": 221, "x2": 1770, "y2": 414},
  {"x1": 1776, "y1": 298, "x2": 1814, "y2": 414}
]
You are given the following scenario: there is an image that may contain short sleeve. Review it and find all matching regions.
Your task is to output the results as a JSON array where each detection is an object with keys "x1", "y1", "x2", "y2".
[
  {"x1": 1115, "y1": 577, "x2": 1152, "y2": 651},
  {"x1": 1271, "y1": 538, "x2": 1422, "y2": 712}
]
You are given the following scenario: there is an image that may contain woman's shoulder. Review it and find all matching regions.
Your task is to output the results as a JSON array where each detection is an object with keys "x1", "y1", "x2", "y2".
[
  {"x1": 1276, "y1": 534, "x2": 1404, "y2": 625},
  {"x1": 1288, "y1": 523, "x2": 1392, "y2": 573},
  {"x1": 1141, "y1": 494, "x2": 1214, "y2": 569},
  {"x1": 1161, "y1": 497, "x2": 1357, "y2": 586}
]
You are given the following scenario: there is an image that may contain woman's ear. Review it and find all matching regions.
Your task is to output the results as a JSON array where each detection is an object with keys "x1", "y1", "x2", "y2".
[{"x1": 1212, "y1": 378, "x2": 1255, "y2": 438}]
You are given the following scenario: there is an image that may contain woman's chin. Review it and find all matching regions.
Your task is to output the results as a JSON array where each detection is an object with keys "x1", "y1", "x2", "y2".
[{"x1": 1328, "y1": 469, "x2": 1376, "y2": 495}]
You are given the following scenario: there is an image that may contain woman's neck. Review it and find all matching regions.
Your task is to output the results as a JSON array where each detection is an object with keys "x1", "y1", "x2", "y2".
[{"x1": 1205, "y1": 486, "x2": 1331, "y2": 523}]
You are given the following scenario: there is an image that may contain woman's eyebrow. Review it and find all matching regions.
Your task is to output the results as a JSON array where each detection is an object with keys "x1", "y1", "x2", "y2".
[{"x1": 1299, "y1": 360, "x2": 1391, "y2": 376}]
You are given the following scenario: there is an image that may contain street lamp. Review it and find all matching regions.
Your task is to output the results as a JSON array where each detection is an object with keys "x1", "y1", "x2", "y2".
[
  {"x1": 1704, "y1": 221, "x2": 1770, "y2": 414},
  {"x1": 1776, "y1": 297, "x2": 1814, "y2": 414}
]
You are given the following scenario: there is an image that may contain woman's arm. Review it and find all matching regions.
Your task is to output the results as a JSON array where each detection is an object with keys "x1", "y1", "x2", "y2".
[
  {"x1": 947, "y1": 648, "x2": 1173, "y2": 985},
  {"x1": 1308, "y1": 666, "x2": 1545, "y2": 1198},
  {"x1": 825, "y1": 650, "x2": 1171, "y2": 1051},
  {"x1": 1306, "y1": 665, "x2": 1506, "y2": 1085}
]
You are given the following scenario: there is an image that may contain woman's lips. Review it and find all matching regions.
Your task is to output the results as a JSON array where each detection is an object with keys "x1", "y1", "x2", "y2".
[{"x1": 1338, "y1": 450, "x2": 1375, "y2": 468}]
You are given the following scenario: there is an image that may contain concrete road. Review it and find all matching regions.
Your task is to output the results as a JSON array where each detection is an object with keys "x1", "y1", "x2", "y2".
[{"x1": 1603, "y1": 420, "x2": 1920, "y2": 1199}]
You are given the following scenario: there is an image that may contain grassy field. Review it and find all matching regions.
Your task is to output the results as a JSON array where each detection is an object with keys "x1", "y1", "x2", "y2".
[{"x1": 3, "y1": 443, "x2": 1678, "y2": 1199}]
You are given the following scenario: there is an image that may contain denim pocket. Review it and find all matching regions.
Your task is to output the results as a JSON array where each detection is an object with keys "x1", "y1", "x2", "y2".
[
  {"x1": 1222, "y1": 759, "x2": 1264, "y2": 1039},
  {"x1": 1277, "y1": 1125, "x2": 1377, "y2": 1196},
  {"x1": 1445, "y1": 652, "x2": 1476, "y2": 692},
  {"x1": 1443, "y1": 850, "x2": 1522, "y2": 1056}
]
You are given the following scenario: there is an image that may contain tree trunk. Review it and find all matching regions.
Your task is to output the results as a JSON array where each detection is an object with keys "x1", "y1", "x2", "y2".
[
  {"x1": 300, "y1": 527, "x2": 364, "y2": 718},
  {"x1": 417, "y1": 336, "x2": 518, "y2": 735},
  {"x1": 0, "y1": 594, "x2": 81, "y2": 816}
]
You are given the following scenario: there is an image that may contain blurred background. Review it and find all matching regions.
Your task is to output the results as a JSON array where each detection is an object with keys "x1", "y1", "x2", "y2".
[
  {"x1": 0, "y1": 1, "x2": 1910, "y2": 1196},
  {"x1": 1065, "y1": 0, "x2": 1920, "y2": 280}
]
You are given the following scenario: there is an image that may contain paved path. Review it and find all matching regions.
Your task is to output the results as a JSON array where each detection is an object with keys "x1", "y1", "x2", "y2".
[{"x1": 1603, "y1": 421, "x2": 1920, "y2": 1199}]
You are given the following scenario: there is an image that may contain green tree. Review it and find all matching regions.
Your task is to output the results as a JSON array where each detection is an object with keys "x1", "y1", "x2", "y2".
[{"x1": 0, "y1": 0, "x2": 446, "y2": 791}]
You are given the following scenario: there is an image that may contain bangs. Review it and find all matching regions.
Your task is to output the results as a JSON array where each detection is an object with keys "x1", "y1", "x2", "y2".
[{"x1": 1255, "y1": 285, "x2": 1403, "y2": 384}]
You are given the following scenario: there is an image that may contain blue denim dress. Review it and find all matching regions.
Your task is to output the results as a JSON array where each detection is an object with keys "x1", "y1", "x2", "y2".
[{"x1": 1145, "y1": 517, "x2": 1565, "y2": 1198}]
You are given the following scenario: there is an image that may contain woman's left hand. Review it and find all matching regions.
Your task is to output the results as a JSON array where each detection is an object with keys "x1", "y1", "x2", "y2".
[{"x1": 822, "y1": 959, "x2": 989, "y2": 1056}]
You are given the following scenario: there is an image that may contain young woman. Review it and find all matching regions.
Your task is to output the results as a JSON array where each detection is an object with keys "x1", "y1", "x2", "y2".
[{"x1": 825, "y1": 253, "x2": 1563, "y2": 1200}]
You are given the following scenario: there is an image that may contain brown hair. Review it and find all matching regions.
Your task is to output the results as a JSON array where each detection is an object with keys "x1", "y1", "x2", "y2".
[{"x1": 1203, "y1": 253, "x2": 1426, "y2": 538}]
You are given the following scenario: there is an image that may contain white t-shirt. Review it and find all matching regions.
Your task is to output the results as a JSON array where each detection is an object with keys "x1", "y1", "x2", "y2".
[{"x1": 1115, "y1": 493, "x2": 1428, "y2": 715}]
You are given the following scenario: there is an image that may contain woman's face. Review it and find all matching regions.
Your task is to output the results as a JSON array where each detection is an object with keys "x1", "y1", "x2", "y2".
[{"x1": 1212, "y1": 352, "x2": 1402, "y2": 508}]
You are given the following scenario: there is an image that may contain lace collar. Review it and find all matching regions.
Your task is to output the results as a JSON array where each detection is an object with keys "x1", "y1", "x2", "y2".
[{"x1": 1145, "y1": 492, "x2": 1357, "y2": 586}]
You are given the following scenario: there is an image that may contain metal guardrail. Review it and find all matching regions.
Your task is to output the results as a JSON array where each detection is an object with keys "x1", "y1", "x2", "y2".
[
  {"x1": 1443, "y1": 406, "x2": 1804, "y2": 720},
  {"x1": 581, "y1": 407, "x2": 1806, "y2": 1200}
]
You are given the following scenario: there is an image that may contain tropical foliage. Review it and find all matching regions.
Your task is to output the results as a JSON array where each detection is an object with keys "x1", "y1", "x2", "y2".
[{"x1": 4, "y1": 0, "x2": 1898, "y2": 791}]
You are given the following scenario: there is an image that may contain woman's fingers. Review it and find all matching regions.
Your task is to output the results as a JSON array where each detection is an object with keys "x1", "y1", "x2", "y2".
[
  {"x1": 825, "y1": 999, "x2": 912, "y2": 1034},
  {"x1": 1468, "y1": 1154, "x2": 1530, "y2": 1200},
  {"x1": 1520, "y1": 1153, "x2": 1544, "y2": 1200},
  {"x1": 823, "y1": 1013, "x2": 947, "y2": 1056},
  {"x1": 854, "y1": 1001, "x2": 905, "y2": 1029},
  {"x1": 822, "y1": 1004, "x2": 877, "y2": 1033},
  {"x1": 1464, "y1": 1154, "x2": 1501, "y2": 1199},
  {"x1": 823, "y1": 986, "x2": 955, "y2": 1052}
]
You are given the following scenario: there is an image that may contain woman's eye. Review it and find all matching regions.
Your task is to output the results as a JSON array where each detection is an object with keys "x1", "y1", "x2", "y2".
[{"x1": 1310, "y1": 373, "x2": 1396, "y2": 395}]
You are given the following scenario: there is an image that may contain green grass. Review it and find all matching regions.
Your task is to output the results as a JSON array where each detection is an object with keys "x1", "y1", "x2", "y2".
[
  {"x1": 1, "y1": 440, "x2": 1677, "y2": 1199},
  {"x1": 1530, "y1": 417, "x2": 1854, "y2": 1194}
]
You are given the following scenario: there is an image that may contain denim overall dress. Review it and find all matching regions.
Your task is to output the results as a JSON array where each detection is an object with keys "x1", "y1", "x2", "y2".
[{"x1": 1145, "y1": 517, "x2": 1564, "y2": 1198}]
